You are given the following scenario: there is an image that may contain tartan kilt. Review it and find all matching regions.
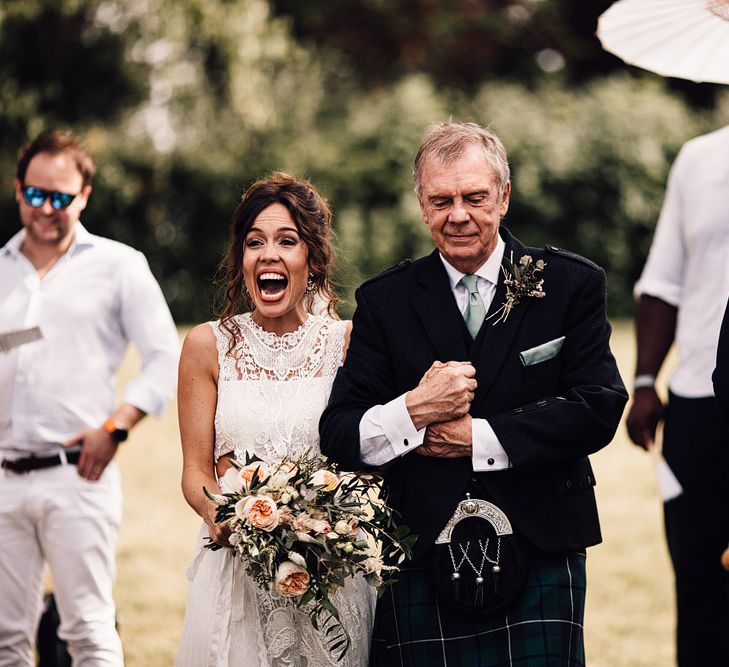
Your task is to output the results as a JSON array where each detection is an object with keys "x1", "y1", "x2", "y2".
[{"x1": 370, "y1": 550, "x2": 586, "y2": 667}]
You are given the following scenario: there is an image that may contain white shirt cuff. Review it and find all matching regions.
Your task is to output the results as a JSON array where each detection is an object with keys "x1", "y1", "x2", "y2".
[
  {"x1": 358, "y1": 393, "x2": 425, "y2": 466},
  {"x1": 633, "y1": 277, "x2": 682, "y2": 307},
  {"x1": 471, "y1": 418, "x2": 511, "y2": 471},
  {"x1": 381, "y1": 393, "x2": 425, "y2": 453}
]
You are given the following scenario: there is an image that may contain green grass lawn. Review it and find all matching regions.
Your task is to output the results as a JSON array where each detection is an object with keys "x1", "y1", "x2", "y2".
[{"x1": 113, "y1": 320, "x2": 676, "y2": 666}]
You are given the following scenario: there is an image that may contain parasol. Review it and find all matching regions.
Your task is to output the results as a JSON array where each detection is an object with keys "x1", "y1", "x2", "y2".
[{"x1": 597, "y1": 0, "x2": 729, "y2": 84}]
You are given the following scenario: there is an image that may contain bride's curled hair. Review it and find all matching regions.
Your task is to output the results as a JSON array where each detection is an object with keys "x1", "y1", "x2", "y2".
[{"x1": 216, "y1": 172, "x2": 339, "y2": 350}]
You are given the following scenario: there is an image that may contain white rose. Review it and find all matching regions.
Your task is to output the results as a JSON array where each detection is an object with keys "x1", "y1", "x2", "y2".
[
  {"x1": 334, "y1": 520, "x2": 350, "y2": 535},
  {"x1": 234, "y1": 497, "x2": 251, "y2": 521},
  {"x1": 219, "y1": 467, "x2": 245, "y2": 494}
]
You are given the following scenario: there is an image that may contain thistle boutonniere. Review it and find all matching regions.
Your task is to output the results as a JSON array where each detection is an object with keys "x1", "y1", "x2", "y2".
[{"x1": 487, "y1": 252, "x2": 546, "y2": 325}]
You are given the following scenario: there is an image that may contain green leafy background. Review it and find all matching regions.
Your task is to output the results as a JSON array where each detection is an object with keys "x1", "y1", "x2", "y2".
[{"x1": 1, "y1": 0, "x2": 726, "y2": 321}]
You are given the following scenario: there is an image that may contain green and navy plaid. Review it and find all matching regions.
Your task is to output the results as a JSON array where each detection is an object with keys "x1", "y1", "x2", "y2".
[{"x1": 371, "y1": 550, "x2": 586, "y2": 667}]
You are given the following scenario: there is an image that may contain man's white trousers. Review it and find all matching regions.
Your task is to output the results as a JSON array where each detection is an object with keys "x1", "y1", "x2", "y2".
[{"x1": 0, "y1": 459, "x2": 124, "y2": 666}]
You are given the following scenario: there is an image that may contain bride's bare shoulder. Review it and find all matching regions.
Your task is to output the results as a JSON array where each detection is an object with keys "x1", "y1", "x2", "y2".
[{"x1": 180, "y1": 322, "x2": 218, "y2": 371}]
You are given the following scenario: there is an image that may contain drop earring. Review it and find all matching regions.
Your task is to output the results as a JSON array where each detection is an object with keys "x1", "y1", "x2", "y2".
[
  {"x1": 305, "y1": 272, "x2": 317, "y2": 294},
  {"x1": 243, "y1": 282, "x2": 255, "y2": 310}
]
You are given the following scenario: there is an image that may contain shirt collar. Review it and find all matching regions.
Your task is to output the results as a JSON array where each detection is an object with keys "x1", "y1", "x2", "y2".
[
  {"x1": 439, "y1": 232, "x2": 506, "y2": 291},
  {"x1": 2, "y1": 221, "x2": 95, "y2": 258}
]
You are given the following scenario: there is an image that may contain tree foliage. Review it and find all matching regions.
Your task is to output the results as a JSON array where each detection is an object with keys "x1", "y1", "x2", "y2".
[
  {"x1": 270, "y1": 0, "x2": 621, "y2": 87},
  {"x1": 0, "y1": 0, "x2": 724, "y2": 321}
]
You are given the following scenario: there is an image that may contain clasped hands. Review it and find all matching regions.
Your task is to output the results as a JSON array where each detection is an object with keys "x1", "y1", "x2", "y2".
[{"x1": 405, "y1": 360, "x2": 476, "y2": 459}]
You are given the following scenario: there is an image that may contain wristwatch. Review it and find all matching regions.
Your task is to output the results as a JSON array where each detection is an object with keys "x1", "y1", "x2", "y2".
[{"x1": 102, "y1": 418, "x2": 129, "y2": 444}]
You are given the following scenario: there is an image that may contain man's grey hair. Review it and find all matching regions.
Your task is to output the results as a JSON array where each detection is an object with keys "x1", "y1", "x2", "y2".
[{"x1": 413, "y1": 121, "x2": 511, "y2": 201}]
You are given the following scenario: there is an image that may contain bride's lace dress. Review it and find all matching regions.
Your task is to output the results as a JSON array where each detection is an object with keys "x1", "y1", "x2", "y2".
[{"x1": 176, "y1": 314, "x2": 375, "y2": 667}]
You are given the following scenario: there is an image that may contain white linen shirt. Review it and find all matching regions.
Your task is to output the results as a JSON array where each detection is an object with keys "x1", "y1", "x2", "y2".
[
  {"x1": 0, "y1": 223, "x2": 180, "y2": 453},
  {"x1": 634, "y1": 125, "x2": 729, "y2": 398},
  {"x1": 359, "y1": 235, "x2": 511, "y2": 470}
]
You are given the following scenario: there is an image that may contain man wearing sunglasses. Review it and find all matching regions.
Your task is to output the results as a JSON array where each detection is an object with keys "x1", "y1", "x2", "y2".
[{"x1": 0, "y1": 130, "x2": 179, "y2": 666}]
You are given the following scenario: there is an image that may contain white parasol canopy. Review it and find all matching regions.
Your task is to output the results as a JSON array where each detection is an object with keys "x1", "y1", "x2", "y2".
[{"x1": 597, "y1": 0, "x2": 729, "y2": 84}]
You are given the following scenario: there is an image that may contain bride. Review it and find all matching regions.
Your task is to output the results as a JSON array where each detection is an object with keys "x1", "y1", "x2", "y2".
[{"x1": 175, "y1": 173, "x2": 375, "y2": 666}]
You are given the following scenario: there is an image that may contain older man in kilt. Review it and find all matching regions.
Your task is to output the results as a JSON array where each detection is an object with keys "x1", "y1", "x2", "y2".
[{"x1": 320, "y1": 120, "x2": 627, "y2": 666}]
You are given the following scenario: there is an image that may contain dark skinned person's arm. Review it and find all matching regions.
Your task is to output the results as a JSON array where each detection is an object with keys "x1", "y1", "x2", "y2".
[{"x1": 625, "y1": 294, "x2": 678, "y2": 449}]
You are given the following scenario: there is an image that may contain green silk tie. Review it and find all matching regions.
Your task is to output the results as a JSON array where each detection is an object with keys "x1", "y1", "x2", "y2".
[{"x1": 461, "y1": 273, "x2": 487, "y2": 339}]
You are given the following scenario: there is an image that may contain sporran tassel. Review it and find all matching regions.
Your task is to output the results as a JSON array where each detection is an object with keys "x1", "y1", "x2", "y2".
[
  {"x1": 474, "y1": 576, "x2": 484, "y2": 607},
  {"x1": 452, "y1": 575, "x2": 461, "y2": 602},
  {"x1": 492, "y1": 564, "x2": 501, "y2": 596}
]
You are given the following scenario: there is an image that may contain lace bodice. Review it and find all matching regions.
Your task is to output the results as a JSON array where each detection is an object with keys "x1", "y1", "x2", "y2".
[{"x1": 209, "y1": 313, "x2": 347, "y2": 463}]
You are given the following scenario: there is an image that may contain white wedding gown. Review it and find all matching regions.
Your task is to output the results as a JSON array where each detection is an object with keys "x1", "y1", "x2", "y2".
[{"x1": 176, "y1": 313, "x2": 375, "y2": 667}]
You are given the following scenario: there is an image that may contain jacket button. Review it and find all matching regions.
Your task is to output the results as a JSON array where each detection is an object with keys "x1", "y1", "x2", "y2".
[
  {"x1": 565, "y1": 480, "x2": 573, "y2": 489},
  {"x1": 536, "y1": 400, "x2": 548, "y2": 407},
  {"x1": 487, "y1": 458, "x2": 495, "y2": 466},
  {"x1": 511, "y1": 407, "x2": 523, "y2": 414},
  {"x1": 403, "y1": 438, "x2": 409, "y2": 446}
]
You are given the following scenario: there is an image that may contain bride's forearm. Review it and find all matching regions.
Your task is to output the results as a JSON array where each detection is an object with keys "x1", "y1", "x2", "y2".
[{"x1": 181, "y1": 466, "x2": 220, "y2": 520}]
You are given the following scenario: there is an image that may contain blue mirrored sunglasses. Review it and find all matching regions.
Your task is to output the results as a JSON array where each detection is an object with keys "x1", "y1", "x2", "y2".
[{"x1": 21, "y1": 186, "x2": 79, "y2": 211}]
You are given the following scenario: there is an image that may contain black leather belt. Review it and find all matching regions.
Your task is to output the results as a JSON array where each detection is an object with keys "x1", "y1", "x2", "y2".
[{"x1": 1, "y1": 449, "x2": 81, "y2": 474}]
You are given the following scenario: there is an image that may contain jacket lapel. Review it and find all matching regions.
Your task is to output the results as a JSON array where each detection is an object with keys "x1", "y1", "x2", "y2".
[
  {"x1": 470, "y1": 229, "x2": 531, "y2": 405},
  {"x1": 413, "y1": 251, "x2": 470, "y2": 362}
]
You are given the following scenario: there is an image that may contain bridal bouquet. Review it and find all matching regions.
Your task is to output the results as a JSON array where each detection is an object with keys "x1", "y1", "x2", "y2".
[{"x1": 204, "y1": 451, "x2": 415, "y2": 661}]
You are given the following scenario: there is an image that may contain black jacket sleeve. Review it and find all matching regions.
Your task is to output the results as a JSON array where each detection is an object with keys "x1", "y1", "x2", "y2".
[{"x1": 713, "y1": 297, "x2": 729, "y2": 427}]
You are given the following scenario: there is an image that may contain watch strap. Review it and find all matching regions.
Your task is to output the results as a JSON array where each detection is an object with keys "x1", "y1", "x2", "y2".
[{"x1": 102, "y1": 418, "x2": 129, "y2": 443}]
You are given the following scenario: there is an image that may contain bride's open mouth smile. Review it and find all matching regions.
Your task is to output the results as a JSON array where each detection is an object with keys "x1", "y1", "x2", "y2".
[{"x1": 257, "y1": 271, "x2": 289, "y2": 302}]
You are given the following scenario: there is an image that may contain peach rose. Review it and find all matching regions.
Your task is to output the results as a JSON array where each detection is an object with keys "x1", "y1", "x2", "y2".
[
  {"x1": 292, "y1": 513, "x2": 311, "y2": 532},
  {"x1": 309, "y1": 469, "x2": 339, "y2": 492},
  {"x1": 240, "y1": 495, "x2": 279, "y2": 532},
  {"x1": 240, "y1": 462, "x2": 269, "y2": 489},
  {"x1": 274, "y1": 560, "x2": 310, "y2": 597},
  {"x1": 278, "y1": 507, "x2": 294, "y2": 525}
]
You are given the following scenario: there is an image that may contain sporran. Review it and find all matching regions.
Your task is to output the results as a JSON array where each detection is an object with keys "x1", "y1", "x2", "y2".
[{"x1": 431, "y1": 495, "x2": 530, "y2": 615}]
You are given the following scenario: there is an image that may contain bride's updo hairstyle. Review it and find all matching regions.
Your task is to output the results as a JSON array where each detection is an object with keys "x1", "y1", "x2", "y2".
[{"x1": 217, "y1": 172, "x2": 339, "y2": 348}]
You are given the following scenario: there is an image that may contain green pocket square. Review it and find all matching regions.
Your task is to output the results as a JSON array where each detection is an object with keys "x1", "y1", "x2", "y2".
[{"x1": 519, "y1": 336, "x2": 565, "y2": 366}]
